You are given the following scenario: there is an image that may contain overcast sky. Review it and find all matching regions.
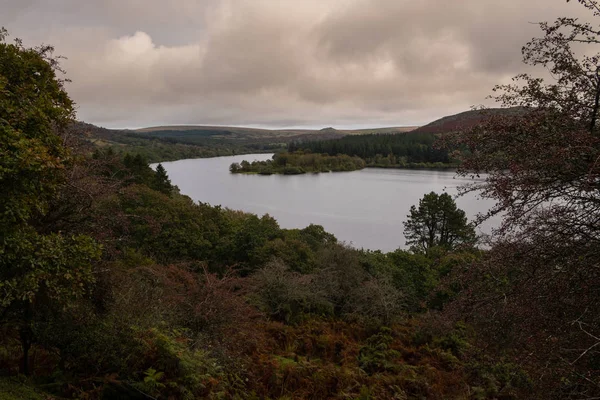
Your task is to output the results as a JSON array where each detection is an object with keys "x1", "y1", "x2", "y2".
[{"x1": 1, "y1": 0, "x2": 592, "y2": 129}]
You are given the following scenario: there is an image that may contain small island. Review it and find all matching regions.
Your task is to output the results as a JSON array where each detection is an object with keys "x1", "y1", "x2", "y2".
[{"x1": 230, "y1": 152, "x2": 366, "y2": 175}]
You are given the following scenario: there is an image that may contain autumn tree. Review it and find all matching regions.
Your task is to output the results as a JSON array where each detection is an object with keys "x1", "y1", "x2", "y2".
[
  {"x1": 403, "y1": 192, "x2": 475, "y2": 253},
  {"x1": 0, "y1": 30, "x2": 100, "y2": 375},
  {"x1": 444, "y1": 1, "x2": 600, "y2": 396}
]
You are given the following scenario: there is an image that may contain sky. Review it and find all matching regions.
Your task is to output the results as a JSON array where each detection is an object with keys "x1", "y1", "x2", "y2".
[{"x1": 1, "y1": 0, "x2": 593, "y2": 129}]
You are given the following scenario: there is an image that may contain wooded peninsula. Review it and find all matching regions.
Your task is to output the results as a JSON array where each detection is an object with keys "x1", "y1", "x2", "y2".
[
  {"x1": 230, "y1": 152, "x2": 366, "y2": 174},
  {"x1": 231, "y1": 132, "x2": 457, "y2": 175}
]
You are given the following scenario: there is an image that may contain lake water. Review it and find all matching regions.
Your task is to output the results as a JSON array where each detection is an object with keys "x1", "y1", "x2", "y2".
[{"x1": 157, "y1": 154, "x2": 498, "y2": 252}]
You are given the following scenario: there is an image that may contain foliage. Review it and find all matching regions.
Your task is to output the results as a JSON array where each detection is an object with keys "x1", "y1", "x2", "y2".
[
  {"x1": 109, "y1": 139, "x2": 239, "y2": 163},
  {"x1": 131, "y1": 328, "x2": 226, "y2": 399},
  {"x1": 442, "y1": 1, "x2": 600, "y2": 396},
  {"x1": 291, "y1": 132, "x2": 453, "y2": 168},
  {"x1": 358, "y1": 248, "x2": 479, "y2": 312},
  {"x1": 251, "y1": 253, "x2": 405, "y2": 326},
  {"x1": 230, "y1": 151, "x2": 366, "y2": 174},
  {"x1": 72, "y1": 121, "x2": 283, "y2": 163},
  {"x1": 152, "y1": 163, "x2": 173, "y2": 195},
  {"x1": 250, "y1": 260, "x2": 333, "y2": 323},
  {"x1": 0, "y1": 230, "x2": 100, "y2": 309},
  {"x1": 358, "y1": 327, "x2": 401, "y2": 374},
  {"x1": 0, "y1": 377, "x2": 52, "y2": 400},
  {"x1": 403, "y1": 192, "x2": 476, "y2": 253},
  {"x1": 0, "y1": 35, "x2": 72, "y2": 226},
  {"x1": 466, "y1": 361, "x2": 532, "y2": 399},
  {"x1": 0, "y1": 30, "x2": 101, "y2": 376}
]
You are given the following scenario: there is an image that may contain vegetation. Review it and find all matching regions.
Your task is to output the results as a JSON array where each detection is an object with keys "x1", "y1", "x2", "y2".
[
  {"x1": 0, "y1": 377, "x2": 51, "y2": 400},
  {"x1": 411, "y1": 107, "x2": 525, "y2": 135},
  {"x1": 290, "y1": 131, "x2": 455, "y2": 169},
  {"x1": 2, "y1": 1, "x2": 600, "y2": 397},
  {"x1": 403, "y1": 192, "x2": 476, "y2": 254},
  {"x1": 0, "y1": 29, "x2": 102, "y2": 377},
  {"x1": 80, "y1": 125, "x2": 420, "y2": 166},
  {"x1": 440, "y1": 1, "x2": 600, "y2": 397},
  {"x1": 0, "y1": 30, "x2": 524, "y2": 399},
  {"x1": 71, "y1": 122, "x2": 265, "y2": 163},
  {"x1": 230, "y1": 151, "x2": 366, "y2": 175}
]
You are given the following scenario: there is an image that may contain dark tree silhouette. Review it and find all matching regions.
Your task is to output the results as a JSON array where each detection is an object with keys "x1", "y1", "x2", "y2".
[
  {"x1": 444, "y1": 1, "x2": 600, "y2": 396},
  {"x1": 153, "y1": 164, "x2": 173, "y2": 195}
]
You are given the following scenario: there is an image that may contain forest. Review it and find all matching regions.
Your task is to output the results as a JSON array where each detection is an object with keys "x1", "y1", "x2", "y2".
[
  {"x1": 2, "y1": 0, "x2": 600, "y2": 398},
  {"x1": 70, "y1": 122, "x2": 278, "y2": 163},
  {"x1": 230, "y1": 152, "x2": 366, "y2": 175},
  {"x1": 289, "y1": 132, "x2": 454, "y2": 169}
]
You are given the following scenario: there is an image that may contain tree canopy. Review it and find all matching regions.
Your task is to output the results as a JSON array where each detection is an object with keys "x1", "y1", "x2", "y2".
[
  {"x1": 290, "y1": 132, "x2": 451, "y2": 167},
  {"x1": 403, "y1": 192, "x2": 475, "y2": 253},
  {"x1": 0, "y1": 30, "x2": 100, "y2": 375}
]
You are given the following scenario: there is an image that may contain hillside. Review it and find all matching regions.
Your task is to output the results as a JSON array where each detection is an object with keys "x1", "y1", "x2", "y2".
[
  {"x1": 74, "y1": 108, "x2": 534, "y2": 165},
  {"x1": 343, "y1": 126, "x2": 419, "y2": 134},
  {"x1": 136, "y1": 125, "x2": 317, "y2": 140},
  {"x1": 412, "y1": 107, "x2": 524, "y2": 134},
  {"x1": 135, "y1": 124, "x2": 418, "y2": 140},
  {"x1": 291, "y1": 131, "x2": 452, "y2": 169},
  {"x1": 72, "y1": 122, "x2": 419, "y2": 163}
]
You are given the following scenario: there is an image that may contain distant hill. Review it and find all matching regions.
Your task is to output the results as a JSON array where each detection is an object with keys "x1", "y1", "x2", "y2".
[
  {"x1": 71, "y1": 122, "x2": 420, "y2": 151},
  {"x1": 135, "y1": 125, "x2": 418, "y2": 140},
  {"x1": 412, "y1": 107, "x2": 524, "y2": 134},
  {"x1": 68, "y1": 110, "x2": 529, "y2": 164},
  {"x1": 342, "y1": 126, "x2": 419, "y2": 135},
  {"x1": 75, "y1": 108, "x2": 530, "y2": 155},
  {"x1": 136, "y1": 125, "x2": 317, "y2": 140},
  {"x1": 70, "y1": 122, "x2": 413, "y2": 163}
]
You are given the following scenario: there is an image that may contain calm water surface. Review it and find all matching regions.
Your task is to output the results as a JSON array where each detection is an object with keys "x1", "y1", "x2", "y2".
[{"x1": 157, "y1": 154, "x2": 498, "y2": 252}]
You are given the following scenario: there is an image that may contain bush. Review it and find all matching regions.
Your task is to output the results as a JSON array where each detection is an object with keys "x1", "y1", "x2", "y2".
[
  {"x1": 358, "y1": 327, "x2": 401, "y2": 374},
  {"x1": 344, "y1": 276, "x2": 404, "y2": 326},
  {"x1": 250, "y1": 260, "x2": 333, "y2": 323},
  {"x1": 283, "y1": 166, "x2": 305, "y2": 175}
]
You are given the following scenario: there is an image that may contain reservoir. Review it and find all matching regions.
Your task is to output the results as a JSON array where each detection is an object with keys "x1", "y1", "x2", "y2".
[{"x1": 157, "y1": 154, "x2": 498, "y2": 252}]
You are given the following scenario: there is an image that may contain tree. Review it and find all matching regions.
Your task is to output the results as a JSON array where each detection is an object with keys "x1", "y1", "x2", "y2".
[
  {"x1": 0, "y1": 28, "x2": 72, "y2": 225},
  {"x1": 229, "y1": 162, "x2": 241, "y2": 173},
  {"x1": 403, "y1": 192, "x2": 475, "y2": 253},
  {"x1": 444, "y1": 1, "x2": 600, "y2": 396},
  {"x1": 0, "y1": 30, "x2": 100, "y2": 375},
  {"x1": 152, "y1": 163, "x2": 173, "y2": 195}
]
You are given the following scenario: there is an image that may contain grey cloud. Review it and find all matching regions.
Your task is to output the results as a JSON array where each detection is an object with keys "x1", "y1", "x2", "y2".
[{"x1": 1, "y1": 0, "x2": 593, "y2": 128}]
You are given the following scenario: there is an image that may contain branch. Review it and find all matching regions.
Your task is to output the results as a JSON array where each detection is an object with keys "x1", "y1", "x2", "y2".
[{"x1": 571, "y1": 341, "x2": 600, "y2": 365}]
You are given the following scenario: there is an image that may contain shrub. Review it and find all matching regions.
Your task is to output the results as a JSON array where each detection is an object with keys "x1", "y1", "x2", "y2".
[
  {"x1": 250, "y1": 260, "x2": 333, "y2": 323},
  {"x1": 358, "y1": 327, "x2": 401, "y2": 374}
]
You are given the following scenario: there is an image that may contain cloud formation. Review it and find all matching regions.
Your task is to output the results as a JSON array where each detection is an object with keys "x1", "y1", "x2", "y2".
[{"x1": 2, "y1": 0, "x2": 592, "y2": 128}]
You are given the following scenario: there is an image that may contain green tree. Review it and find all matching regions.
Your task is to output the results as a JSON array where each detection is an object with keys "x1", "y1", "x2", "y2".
[
  {"x1": 403, "y1": 192, "x2": 475, "y2": 253},
  {"x1": 0, "y1": 30, "x2": 100, "y2": 375},
  {"x1": 152, "y1": 163, "x2": 173, "y2": 195},
  {"x1": 229, "y1": 162, "x2": 241, "y2": 173}
]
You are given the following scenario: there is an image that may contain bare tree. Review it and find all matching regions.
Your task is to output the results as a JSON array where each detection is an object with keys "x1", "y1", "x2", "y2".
[{"x1": 444, "y1": 1, "x2": 600, "y2": 397}]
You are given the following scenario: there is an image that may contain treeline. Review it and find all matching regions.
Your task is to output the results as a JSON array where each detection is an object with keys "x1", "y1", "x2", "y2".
[
  {"x1": 70, "y1": 122, "x2": 282, "y2": 163},
  {"x1": 108, "y1": 141, "x2": 237, "y2": 163},
  {"x1": 230, "y1": 151, "x2": 366, "y2": 175},
  {"x1": 290, "y1": 132, "x2": 454, "y2": 168}
]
